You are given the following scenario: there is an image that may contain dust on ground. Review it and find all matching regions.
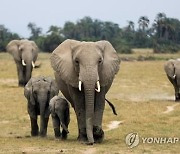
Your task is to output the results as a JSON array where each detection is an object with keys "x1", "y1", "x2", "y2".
[{"x1": 163, "y1": 103, "x2": 179, "y2": 114}]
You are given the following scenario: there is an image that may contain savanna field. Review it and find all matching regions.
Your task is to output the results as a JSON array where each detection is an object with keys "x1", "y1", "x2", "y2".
[{"x1": 0, "y1": 50, "x2": 180, "y2": 153}]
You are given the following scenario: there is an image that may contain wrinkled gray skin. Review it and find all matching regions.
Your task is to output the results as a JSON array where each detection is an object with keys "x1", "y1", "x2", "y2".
[
  {"x1": 50, "y1": 39, "x2": 120, "y2": 144},
  {"x1": 24, "y1": 76, "x2": 59, "y2": 137},
  {"x1": 6, "y1": 39, "x2": 38, "y2": 86},
  {"x1": 164, "y1": 59, "x2": 180, "y2": 101},
  {"x1": 49, "y1": 96, "x2": 70, "y2": 139}
]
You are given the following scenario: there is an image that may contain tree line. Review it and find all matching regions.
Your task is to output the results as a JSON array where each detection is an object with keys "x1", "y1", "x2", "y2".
[{"x1": 1, "y1": 12, "x2": 180, "y2": 53}]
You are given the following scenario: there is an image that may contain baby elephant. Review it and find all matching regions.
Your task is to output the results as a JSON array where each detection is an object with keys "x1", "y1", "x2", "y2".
[
  {"x1": 49, "y1": 96, "x2": 70, "y2": 139},
  {"x1": 24, "y1": 76, "x2": 59, "y2": 137}
]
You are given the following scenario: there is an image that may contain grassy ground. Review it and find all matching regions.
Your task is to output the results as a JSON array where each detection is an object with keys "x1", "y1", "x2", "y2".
[{"x1": 0, "y1": 52, "x2": 180, "y2": 153}]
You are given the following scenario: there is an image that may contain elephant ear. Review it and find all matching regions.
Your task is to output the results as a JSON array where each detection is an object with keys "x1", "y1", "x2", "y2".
[
  {"x1": 49, "y1": 97, "x2": 56, "y2": 116},
  {"x1": 50, "y1": 39, "x2": 80, "y2": 87},
  {"x1": 164, "y1": 59, "x2": 175, "y2": 78},
  {"x1": 6, "y1": 40, "x2": 21, "y2": 61},
  {"x1": 49, "y1": 78, "x2": 59, "y2": 99},
  {"x1": 30, "y1": 41, "x2": 38, "y2": 50},
  {"x1": 96, "y1": 41, "x2": 121, "y2": 86},
  {"x1": 24, "y1": 78, "x2": 36, "y2": 105},
  {"x1": 30, "y1": 41, "x2": 39, "y2": 62}
]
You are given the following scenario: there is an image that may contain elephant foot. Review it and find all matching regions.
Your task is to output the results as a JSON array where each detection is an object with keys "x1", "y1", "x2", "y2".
[
  {"x1": 93, "y1": 126, "x2": 104, "y2": 143},
  {"x1": 77, "y1": 128, "x2": 87, "y2": 142},
  {"x1": 31, "y1": 129, "x2": 39, "y2": 136},
  {"x1": 61, "y1": 129, "x2": 68, "y2": 140},
  {"x1": 39, "y1": 130, "x2": 47, "y2": 137},
  {"x1": 18, "y1": 82, "x2": 25, "y2": 87},
  {"x1": 40, "y1": 133, "x2": 47, "y2": 137},
  {"x1": 54, "y1": 128, "x2": 61, "y2": 138},
  {"x1": 175, "y1": 96, "x2": 180, "y2": 102},
  {"x1": 30, "y1": 117, "x2": 39, "y2": 136}
]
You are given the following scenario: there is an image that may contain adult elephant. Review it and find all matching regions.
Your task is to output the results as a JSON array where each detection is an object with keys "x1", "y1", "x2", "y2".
[
  {"x1": 50, "y1": 39, "x2": 120, "y2": 144},
  {"x1": 164, "y1": 59, "x2": 180, "y2": 101},
  {"x1": 6, "y1": 39, "x2": 39, "y2": 86}
]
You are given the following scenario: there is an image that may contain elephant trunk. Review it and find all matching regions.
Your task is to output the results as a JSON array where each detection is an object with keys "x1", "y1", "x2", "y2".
[
  {"x1": 81, "y1": 66, "x2": 99, "y2": 144},
  {"x1": 25, "y1": 61, "x2": 33, "y2": 84},
  {"x1": 38, "y1": 96, "x2": 49, "y2": 137},
  {"x1": 22, "y1": 53, "x2": 34, "y2": 85},
  {"x1": 84, "y1": 82, "x2": 95, "y2": 144}
]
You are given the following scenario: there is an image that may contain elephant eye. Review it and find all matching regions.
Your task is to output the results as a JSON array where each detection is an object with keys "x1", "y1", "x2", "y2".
[
  {"x1": 75, "y1": 59, "x2": 79, "y2": 65},
  {"x1": 98, "y1": 58, "x2": 103, "y2": 65},
  {"x1": 19, "y1": 48, "x2": 23, "y2": 51},
  {"x1": 47, "y1": 90, "x2": 50, "y2": 95},
  {"x1": 33, "y1": 90, "x2": 37, "y2": 95}
]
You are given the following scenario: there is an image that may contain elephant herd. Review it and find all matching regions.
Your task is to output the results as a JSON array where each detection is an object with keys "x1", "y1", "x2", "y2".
[
  {"x1": 6, "y1": 39, "x2": 180, "y2": 145},
  {"x1": 6, "y1": 39, "x2": 120, "y2": 145}
]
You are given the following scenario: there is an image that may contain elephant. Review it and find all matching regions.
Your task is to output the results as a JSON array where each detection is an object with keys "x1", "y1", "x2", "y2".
[
  {"x1": 6, "y1": 39, "x2": 39, "y2": 87},
  {"x1": 49, "y1": 96, "x2": 70, "y2": 139},
  {"x1": 164, "y1": 59, "x2": 180, "y2": 101},
  {"x1": 50, "y1": 39, "x2": 120, "y2": 144},
  {"x1": 24, "y1": 76, "x2": 59, "y2": 137}
]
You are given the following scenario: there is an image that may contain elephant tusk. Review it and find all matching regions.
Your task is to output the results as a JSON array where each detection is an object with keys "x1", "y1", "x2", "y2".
[
  {"x1": 79, "y1": 80, "x2": 82, "y2": 91},
  {"x1": 32, "y1": 61, "x2": 35, "y2": 68},
  {"x1": 173, "y1": 74, "x2": 176, "y2": 79},
  {"x1": 95, "y1": 81, "x2": 100, "y2": 92},
  {"x1": 22, "y1": 60, "x2": 26, "y2": 66}
]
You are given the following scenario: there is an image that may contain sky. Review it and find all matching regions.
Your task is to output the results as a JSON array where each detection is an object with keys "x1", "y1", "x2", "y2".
[{"x1": 0, "y1": 0, "x2": 179, "y2": 37}]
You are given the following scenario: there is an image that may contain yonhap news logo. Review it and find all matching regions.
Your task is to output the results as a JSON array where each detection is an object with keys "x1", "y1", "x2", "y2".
[
  {"x1": 125, "y1": 133, "x2": 140, "y2": 148},
  {"x1": 125, "y1": 132, "x2": 180, "y2": 148}
]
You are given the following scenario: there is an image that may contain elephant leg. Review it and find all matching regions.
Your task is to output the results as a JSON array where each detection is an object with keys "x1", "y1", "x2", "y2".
[
  {"x1": 16, "y1": 62, "x2": 25, "y2": 86},
  {"x1": 30, "y1": 116, "x2": 39, "y2": 136},
  {"x1": 93, "y1": 88, "x2": 106, "y2": 143},
  {"x1": 52, "y1": 115, "x2": 61, "y2": 138},
  {"x1": 173, "y1": 84, "x2": 180, "y2": 101},
  {"x1": 69, "y1": 87, "x2": 87, "y2": 142},
  {"x1": 61, "y1": 129, "x2": 68, "y2": 140},
  {"x1": 39, "y1": 116, "x2": 49, "y2": 137},
  {"x1": 168, "y1": 76, "x2": 180, "y2": 101}
]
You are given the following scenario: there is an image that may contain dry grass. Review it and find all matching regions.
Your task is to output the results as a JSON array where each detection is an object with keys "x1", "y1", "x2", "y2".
[{"x1": 0, "y1": 52, "x2": 180, "y2": 153}]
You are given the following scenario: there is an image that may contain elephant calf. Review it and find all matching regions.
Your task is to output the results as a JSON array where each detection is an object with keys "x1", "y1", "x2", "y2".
[
  {"x1": 164, "y1": 59, "x2": 180, "y2": 101},
  {"x1": 49, "y1": 96, "x2": 70, "y2": 139},
  {"x1": 24, "y1": 76, "x2": 59, "y2": 137}
]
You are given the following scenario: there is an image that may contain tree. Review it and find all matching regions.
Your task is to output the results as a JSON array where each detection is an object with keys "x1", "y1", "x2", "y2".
[
  {"x1": 27, "y1": 22, "x2": 42, "y2": 40},
  {"x1": 127, "y1": 21, "x2": 135, "y2": 32},
  {"x1": 63, "y1": 21, "x2": 77, "y2": 39},
  {"x1": 138, "y1": 16, "x2": 150, "y2": 32},
  {"x1": 42, "y1": 25, "x2": 64, "y2": 52},
  {"x1": 0, "y1": 25, "x2": 20, "y2": 51}
]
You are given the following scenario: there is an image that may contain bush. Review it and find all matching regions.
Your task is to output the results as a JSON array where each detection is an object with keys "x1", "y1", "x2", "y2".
[
  {"x1": 153, "y1": 43, "x2": 180, "y2": 53},
  {"x1": 115, "y1": 44, "x2": 132, "y2": 54}
]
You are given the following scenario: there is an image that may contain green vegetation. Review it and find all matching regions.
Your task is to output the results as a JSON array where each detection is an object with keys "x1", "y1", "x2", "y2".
[
  {"x1": 1, "y1": 13, "x2": 180, "y2": 53},
  {"x1": 0, "y1": 52, "x2": 180, "y2": 153}
]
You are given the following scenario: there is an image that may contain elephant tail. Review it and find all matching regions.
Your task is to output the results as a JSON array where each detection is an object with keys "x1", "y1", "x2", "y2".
[
  {"x1": 61, "y1": 123, "x2": 69, "y2": 133},
  {"x1": 59, "y1": 109, "x2": 69, "y2": 134},
  {"x1": 105, "y1": 98, "x2": 117, "y2": 115}
]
